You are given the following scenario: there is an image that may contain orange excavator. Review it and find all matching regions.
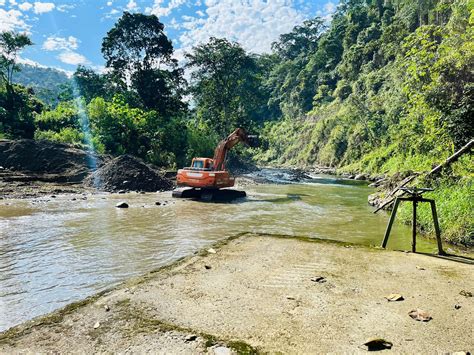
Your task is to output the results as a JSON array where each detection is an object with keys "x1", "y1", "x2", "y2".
[{"x1": 172, "y1": 128, "x2": 258, "y2": 200}]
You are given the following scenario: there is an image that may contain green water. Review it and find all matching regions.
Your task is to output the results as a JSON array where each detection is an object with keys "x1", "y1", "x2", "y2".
[{"x1": 0, "y1": 173, "x2": 447, "y2": 331}]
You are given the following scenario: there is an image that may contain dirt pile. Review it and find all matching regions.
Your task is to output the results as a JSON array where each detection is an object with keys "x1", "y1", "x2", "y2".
[
  {"x1": 0, "y1": 139, "x2": 103, "y2": 182},
  {"x1": 84, "y1": 155, "x2": 173, "y2": 192}
]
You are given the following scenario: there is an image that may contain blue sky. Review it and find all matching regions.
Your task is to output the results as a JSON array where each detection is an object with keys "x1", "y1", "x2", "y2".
[{"x1": 0, "y1": 0, "x2": 337, "y2": 74}]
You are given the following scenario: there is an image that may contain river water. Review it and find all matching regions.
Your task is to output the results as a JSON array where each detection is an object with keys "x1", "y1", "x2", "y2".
[{"x1": 0, "y1": 171, "x2": 442, "y2": 331}]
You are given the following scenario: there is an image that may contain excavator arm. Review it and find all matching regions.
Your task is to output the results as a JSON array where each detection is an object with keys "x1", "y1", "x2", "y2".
[{"x1": 212, "y1": 128, "x2": 256, "y2": 171}]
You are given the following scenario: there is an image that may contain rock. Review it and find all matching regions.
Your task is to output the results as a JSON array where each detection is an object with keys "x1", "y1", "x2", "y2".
[
  {"x1": 348, "y1": 175, "x2": 355, "y2": 179},
  {"x1": 459, "y1": 290, "x2": 472, "y2": 297},
  {"x1": 416, "y1": 266, "x2": 426, "y2": 270},
  {"x1": 104, "y1": 305, "x2": 110, "y2": 312},
  {"x1": 155, "y1": 201, "x2": 161, "y2": 206},
  {"x1": 454, "y1": 304, "x2": 461, "y2": 310},
  {"x1": 115, "y1": 202, "x2": 129, "y2": 208},
  {"x1": 384, "y1": 293, "x2": 404, "y2": 302},
  {"x1": 71, "y1": 198, "x2": 77, "y2": 201},
  {"x1": 93, "y1": 321, "x2": 100, "y2": 329},
  {"x1": 51, "y1": 195, "x2": 56, "y2": 198},
  {"x1": 368, "y1": 193, "x2": 384, "y2": 207},
  {"x1": 185, "y1": 334, "x2": 197, "y2": 342},
  {"x1": 362, "y1": 338, "x2": 393, "y2": 351},
  {"x1": 408, "y1": 309, "x2": 432, "y2": 322},
  {"x1": 204, "y1": 265, "x2": 212, "y2": 270},
  {"x1": 286, "y1": 296, "x2": 296, "y2": 300},
  {"x1": 207, "y1": 248, "x2": 217, "y2": 254},
  {"x1": 368, "y1": 178, "x2": 387, "y2": 188},
  {"x1": 354, "y1": 173, "x2": 367, "y2": 181},
  {"x1": 117, "y1": 190, "x2": 126, "y2": 194},
  {"x1": 310, "y1": 276, "x2": 326, "y2": 283},
  {"x1": 212, "y1": 346, "x2": 232, "y2": 355}
]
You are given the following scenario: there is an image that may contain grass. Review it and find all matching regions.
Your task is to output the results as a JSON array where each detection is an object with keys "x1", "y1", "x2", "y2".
[{"x1": 397, "y1": 177, "x2": 473, "y2": 246}]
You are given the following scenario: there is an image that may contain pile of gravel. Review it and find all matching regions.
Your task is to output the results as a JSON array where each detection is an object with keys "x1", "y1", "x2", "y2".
[{"x1": 84, "y1": 155, "x2": 173, "y2": 192}]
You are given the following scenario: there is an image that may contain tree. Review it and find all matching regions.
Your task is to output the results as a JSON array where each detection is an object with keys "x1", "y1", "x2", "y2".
[
  {"x1": 0, "y1": 31, "x2": 33, "y2": 91},
  {"x1": 0, "y1": 31, "x2": 38, "y2": 138},
  {"x1": 101, "y1": 12, "x2": 185, "y2": 115},
  {"x1": 72, "y1": 65, "x2": 109, "y2": 103},
  {"x1": 272, "y1": 18, "x2": 325, "y2": 60},
  {"x1": 186, "y1": 37, "x2": 268, "y2": 137}
]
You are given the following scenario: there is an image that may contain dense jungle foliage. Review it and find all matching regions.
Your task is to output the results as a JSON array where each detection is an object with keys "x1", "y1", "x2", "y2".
[
  {"x1": 0, "y1": 0, "x2": 472, "y2": 244},
  {"x1": 13, "y1": 64, "x2": 70, "y2": 106}
]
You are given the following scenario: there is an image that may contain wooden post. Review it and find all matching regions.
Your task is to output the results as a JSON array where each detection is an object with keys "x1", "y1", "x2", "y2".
[
  {"x1": 429, "y1": 199, "x2": 446, "y2": 255},
  {"x1": 412, "y1": 199, "x2": 417, "y2": 252},
  {"x1": 381, "y1": 198, "x2": 401, "y2": 248}
]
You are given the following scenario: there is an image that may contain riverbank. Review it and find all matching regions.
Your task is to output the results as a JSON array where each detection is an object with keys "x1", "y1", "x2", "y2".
[
  {"x1": 0, "y1": 139, "x2": 173, "y2": 199},
  {"x1": 1, "y1": 233, "x2": 472, "y2": 353}
]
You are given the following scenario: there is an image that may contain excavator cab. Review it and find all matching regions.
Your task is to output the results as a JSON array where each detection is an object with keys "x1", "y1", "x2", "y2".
[{"x1": 190, "y1": 158, "x2": 213, "y2": 171}]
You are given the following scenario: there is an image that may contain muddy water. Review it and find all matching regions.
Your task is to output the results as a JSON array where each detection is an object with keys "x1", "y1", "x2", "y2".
[{"x1": 0, "y1": 173, "x2": 442, "y2": 331}]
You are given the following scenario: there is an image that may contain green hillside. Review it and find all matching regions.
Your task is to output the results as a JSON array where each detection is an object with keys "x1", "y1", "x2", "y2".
[{"x1": 13, "y1": 64, "x2": 70, "y2": 106}]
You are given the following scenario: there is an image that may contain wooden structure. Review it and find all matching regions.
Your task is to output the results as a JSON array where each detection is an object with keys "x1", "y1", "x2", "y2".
[{"x1": 381, "y1": 187, "x2": 445, "y2": 255}]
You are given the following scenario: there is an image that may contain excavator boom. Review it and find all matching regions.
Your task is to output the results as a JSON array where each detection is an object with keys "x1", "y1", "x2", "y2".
[{"x1": 212, "y1": 128, "x2": 255, "y2": 171}]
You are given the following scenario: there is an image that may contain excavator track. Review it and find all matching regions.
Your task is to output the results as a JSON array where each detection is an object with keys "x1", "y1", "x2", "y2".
[{"x1": 172, "y1": 187, "x2": 246, "y2": 201}]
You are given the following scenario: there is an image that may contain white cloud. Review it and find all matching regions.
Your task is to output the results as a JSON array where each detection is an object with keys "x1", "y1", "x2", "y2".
[
  {"x1": 58, "y1": 50, "x2": 90, "y2": 65},
  {"x1": 33, "y1": 2, "x2": 55, "y2": 14},
  {"x1": 0, "y1": 8, "x2": 30, "y2": 32},
  {"x1": 178, "y1": 0, "x2": 306, "y2": 54},
  {"x1": 316, "y1": 1, "x2": 337, "y2": 22},
  {"x1": 107, "y1": 1, "x2": 112, "y2": 5},
  {"x1": 17, "y1": 56, "x2": 48, "y2": 68},
  {"x1": 104, "y1": 7, "x2": 119, "y2": 19},
  {"x1": 42, "y1": 36, "x2": 89, "y2": 67},
  {"x1": 43, "y1": 36, "x2": 79, "y2": 51},
  {"x1": 126, "y1": 0, "x2": 138, "y2": 11},
  {"x1": 57, "y1": 4, "x2": 75, "y2": 12},
  {"x1": 145, "y1": 0, "x2": 187, "y2": 18},
  {"x1": 9, "y1": 0, "x2": 17, "y2": 5},
  {"x1": 19, "y1": 57, "x2": 74, "y2": 76},
  {"x1": 18, "y1": 2, "x2": 33, "y2": 11},
  {"x1": 0, "y1": 0, "x2": 6, "y2": 6}
]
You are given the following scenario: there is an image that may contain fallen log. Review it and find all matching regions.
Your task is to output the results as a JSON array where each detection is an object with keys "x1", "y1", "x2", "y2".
[{"x1": 427, "y1": 139, "x2": 474, "y2": 176}]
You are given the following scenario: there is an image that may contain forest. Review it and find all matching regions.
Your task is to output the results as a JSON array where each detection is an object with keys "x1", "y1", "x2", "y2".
[{"x1": 0, "y1": 0, "x2": 472, "y2": 244}]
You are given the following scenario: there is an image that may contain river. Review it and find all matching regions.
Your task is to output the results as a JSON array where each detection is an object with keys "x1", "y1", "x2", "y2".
[{"x1": 0, "y1": 171, "x2": 443, "y2": 331}]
